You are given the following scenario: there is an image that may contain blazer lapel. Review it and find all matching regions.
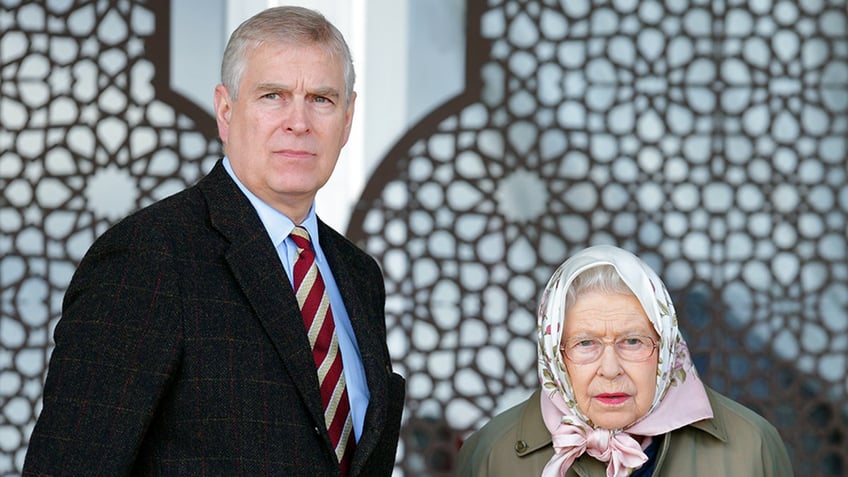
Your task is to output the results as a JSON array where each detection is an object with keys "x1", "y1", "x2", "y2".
[
  {"x1": 318, "y1": 221, "x2": 390, "y2": 471},
  {"x1": 197, "y1": 162, "x2": 328, "y2": 436}
]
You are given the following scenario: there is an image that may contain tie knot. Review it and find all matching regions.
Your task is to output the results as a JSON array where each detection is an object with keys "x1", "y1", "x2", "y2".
[{"x1": 290, "y1": 226, "x2": 311, "y2": 251}]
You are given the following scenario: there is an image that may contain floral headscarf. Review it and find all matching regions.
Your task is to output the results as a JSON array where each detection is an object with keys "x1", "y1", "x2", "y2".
[{"x1": 537, "y1": 245, "x2": 713, "y2": 477}]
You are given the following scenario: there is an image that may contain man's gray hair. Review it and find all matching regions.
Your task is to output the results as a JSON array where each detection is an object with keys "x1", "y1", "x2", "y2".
[{"x1": 221, "y1": 6, "x2": 355, "y2": 105}]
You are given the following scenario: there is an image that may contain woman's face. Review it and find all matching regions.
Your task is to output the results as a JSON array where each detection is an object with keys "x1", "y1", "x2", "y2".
[{"x1": 562, "y1": 291, "x2": 659, "y2": 430}]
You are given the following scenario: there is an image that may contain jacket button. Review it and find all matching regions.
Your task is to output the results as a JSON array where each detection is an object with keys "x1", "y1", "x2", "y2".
[{"x1": 514, "y1": 440, "x2": 528, "y2": 453}]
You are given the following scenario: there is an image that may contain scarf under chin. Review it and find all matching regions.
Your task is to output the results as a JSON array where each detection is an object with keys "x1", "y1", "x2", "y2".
[{"x1": 540, "y1": 391, "x2": 648, "y2": 477}]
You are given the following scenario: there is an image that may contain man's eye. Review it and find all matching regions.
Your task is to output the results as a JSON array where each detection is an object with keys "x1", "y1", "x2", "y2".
[
  {"x1": 263, "y1": 93, "x2": 279, "y2": 100},
  {"x1": 313, "y1": 96, "x2": 331, "y2": 104}
]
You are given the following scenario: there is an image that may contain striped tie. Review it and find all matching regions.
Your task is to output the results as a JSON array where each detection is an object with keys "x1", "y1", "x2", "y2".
[{"x1": 290, "y1": 226, "x2": 355, "y2": 474}]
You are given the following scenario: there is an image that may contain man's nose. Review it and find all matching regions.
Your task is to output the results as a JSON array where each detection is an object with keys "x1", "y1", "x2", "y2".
[{"x1": 283, "y1": 101, "x2": 311, "y2": 134}]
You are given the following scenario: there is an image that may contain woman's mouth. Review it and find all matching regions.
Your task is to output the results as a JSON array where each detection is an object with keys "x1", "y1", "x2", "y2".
[{"x1": 595, "y1": 393, "x2": 630, "y2": 405}]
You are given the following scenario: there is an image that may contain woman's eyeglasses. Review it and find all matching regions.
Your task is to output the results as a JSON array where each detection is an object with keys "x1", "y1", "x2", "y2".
[{"x1": 560, "y1": 335, "x2": 658, "y2": 364}]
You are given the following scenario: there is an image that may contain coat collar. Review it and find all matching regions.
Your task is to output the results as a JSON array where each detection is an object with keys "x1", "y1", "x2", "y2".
[{"x1": 686, "y1": 387, "x2": 728, "y2": 442}]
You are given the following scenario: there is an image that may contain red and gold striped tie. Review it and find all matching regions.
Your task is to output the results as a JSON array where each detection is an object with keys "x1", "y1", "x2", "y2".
[{"x1": 290, "y1": 226, "x2": 355, "y2": 474}]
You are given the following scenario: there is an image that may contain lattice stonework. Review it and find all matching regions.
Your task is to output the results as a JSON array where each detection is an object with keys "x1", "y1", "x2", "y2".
[
  {"x1": 348, "y1": 1, "x2": 847, "y2": 476},
  {"x1": 0, "y1": 1, "x2": 221, "y2": 474},
  {"x1": 2, "y1": 1, "x2": 847, "y2": 476}
]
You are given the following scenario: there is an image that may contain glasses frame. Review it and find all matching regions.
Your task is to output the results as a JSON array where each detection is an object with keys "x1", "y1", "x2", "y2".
[{"x1": 559, "y1": 335, "x2": 658, "y2": 364}]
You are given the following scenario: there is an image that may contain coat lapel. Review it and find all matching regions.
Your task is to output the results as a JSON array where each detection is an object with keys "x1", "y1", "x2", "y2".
[{"x1": 197, "y1": 162, "x2": 329, "y2": 439}]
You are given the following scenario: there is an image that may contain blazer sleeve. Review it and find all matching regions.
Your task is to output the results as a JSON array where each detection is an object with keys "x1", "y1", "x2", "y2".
[{"x1": 23, "y1": 216, "x2": 183, "y2": 475}]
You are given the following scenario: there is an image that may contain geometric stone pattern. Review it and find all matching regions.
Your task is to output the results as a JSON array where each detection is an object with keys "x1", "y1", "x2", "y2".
[
  {"x1": 347, "y1": 1, "x2": 847, "y2": 475},
  {"x1": 0, "y1": 2, "x2": 220, "y2": 474}
]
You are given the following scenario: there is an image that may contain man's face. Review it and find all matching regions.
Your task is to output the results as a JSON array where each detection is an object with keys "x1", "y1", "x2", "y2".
[{"x1": 214, "y1": 41, "x2": 355, "y2": 222}]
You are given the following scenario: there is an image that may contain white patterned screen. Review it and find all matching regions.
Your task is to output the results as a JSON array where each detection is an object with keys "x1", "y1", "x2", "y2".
[
  {"x1": 1, "y1": 1, "x2": 846, "y2": 476},
  {"x1": 0, "y1": 2, "x2": 220, "y2": 474},
  {"x1": 348, "y1": 1, "x2": 847, "y2": 476}
]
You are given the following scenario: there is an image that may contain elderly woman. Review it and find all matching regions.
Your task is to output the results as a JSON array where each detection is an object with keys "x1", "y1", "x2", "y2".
[{"x1": 455, "y1": 245, "x2": 793, "y2": 476}]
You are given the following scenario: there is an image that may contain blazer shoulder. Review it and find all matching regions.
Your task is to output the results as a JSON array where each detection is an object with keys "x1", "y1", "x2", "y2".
[{"x1": 89, "y1": 184, "x2": 205, "y2": 250}]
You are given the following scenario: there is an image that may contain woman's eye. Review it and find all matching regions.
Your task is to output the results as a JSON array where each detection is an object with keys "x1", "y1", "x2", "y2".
[
  {"x1": 575, "y1": 339, "x2": 597, "y2": 348},
  {"x1": 619, "y1": 337, "x2": 646, "y2": 348}
]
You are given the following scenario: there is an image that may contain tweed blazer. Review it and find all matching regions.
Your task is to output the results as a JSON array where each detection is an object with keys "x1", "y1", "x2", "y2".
[{"x1": 23, "y1": 161, "x2": 405, "y2": 476}]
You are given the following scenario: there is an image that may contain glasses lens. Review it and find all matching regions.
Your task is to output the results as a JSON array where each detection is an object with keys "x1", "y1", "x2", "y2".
[
  {"x1": 616, "y1": 336, "x2": 654, "y2": 361},
  {"x1": 566, "y1": 339, "x2": 602, "y2": 363},
  {"x1": 563, "y1": 336, "x2": 655, "y2": 363}
]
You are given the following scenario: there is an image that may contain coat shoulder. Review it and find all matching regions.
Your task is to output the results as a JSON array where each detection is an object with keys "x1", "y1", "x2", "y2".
[
  {"x1": 704, "y1": 387, "x2": 787, "y2": 447},
  {"x1": 455, "y1": 392, "x2": 551, "y2": 477},
  {"x1": 661, "y1": 387, "x2": 794, "y2": 476}
]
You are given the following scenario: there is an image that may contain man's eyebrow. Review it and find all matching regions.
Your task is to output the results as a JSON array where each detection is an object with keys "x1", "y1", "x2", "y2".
[
  {"x1": 255, "y1": 82, "x2": 290, "y2": 93},
  {"x1": 252, "y1": 83, "x2": 341, "y2": 100},
  {"x1": 310, "y1": 87, "x2": 341, "y2": 99}
]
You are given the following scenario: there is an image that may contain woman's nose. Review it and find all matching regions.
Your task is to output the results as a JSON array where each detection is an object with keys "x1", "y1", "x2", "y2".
[{"x1": 596, "y1": 344, "x2": 623, "y2": 377}]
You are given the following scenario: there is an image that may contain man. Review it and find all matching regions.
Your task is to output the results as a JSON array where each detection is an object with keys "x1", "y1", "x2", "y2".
[{"x1": 24, "y1": 6, "x2": 405, "y2": 476}]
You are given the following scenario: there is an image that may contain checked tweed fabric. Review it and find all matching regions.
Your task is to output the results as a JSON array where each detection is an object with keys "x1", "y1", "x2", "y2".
[{"x1": 290, "y1": 226, "x2": 355, "y2": 474}]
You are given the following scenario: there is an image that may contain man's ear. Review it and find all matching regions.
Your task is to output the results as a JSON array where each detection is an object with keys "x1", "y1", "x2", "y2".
[
  {"x1": 341, "y1": 91, "x2": 356, "y2": 146},
  {"x1": 213, "y1": 84, "x2": 233, "y2": 144}
]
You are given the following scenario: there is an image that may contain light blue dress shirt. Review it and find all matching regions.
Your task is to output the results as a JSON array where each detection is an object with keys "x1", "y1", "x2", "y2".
[{"x1": 223, "y1": 158, "x2": 370, "y2": 442}]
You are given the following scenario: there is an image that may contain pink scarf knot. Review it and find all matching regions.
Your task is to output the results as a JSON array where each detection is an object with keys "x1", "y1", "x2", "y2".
[{"x1": 543, "y1": 423, "x2": 647, "y2": 477}]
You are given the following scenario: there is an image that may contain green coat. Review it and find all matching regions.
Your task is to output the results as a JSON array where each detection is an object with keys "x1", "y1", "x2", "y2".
[{"x1": 455, "y1": 387, "x2": 793, "y2": 477}]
